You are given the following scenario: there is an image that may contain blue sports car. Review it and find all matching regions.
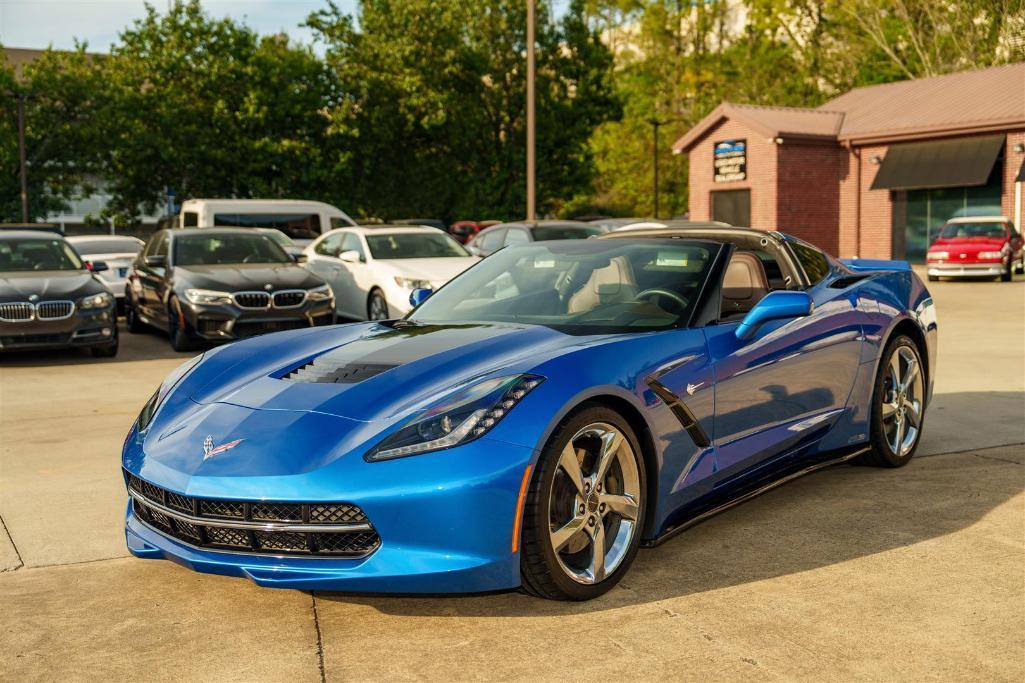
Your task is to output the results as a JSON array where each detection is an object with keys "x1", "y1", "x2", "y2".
[{"x1": 122, "y1": 226, "x2": 937, "y2": 600}]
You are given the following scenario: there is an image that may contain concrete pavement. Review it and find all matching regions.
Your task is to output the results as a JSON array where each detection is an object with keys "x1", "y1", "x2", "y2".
[{"x1": 1, "y1": 274, "x2": 1022, "y2": 680}]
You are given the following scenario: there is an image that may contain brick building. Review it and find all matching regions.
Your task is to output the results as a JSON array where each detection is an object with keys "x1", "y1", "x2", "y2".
[{"x1": 673, "y1": 63, "x2": 1025, "y2": 260}]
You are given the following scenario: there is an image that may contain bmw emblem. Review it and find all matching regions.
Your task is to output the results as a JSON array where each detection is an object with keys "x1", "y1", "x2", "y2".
[
  {"x1": 28, "y1": 294, "x2": 39, "y2": 302},
  {"x1": 264, "y1": 283, "x2": 273, "y2": 291}
]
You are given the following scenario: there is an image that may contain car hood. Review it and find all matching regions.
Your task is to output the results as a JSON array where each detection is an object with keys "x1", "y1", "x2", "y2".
[
  {"x1": 379, "y1": 257, "x2": 479, "y2": 286},
  {"x1": 0, "y1": 270, "x2": 107, "y2": 301},
  {"x1": 182, "y1": 322, "x2": 590, "y2": 422},
  {"x1": 175, "y1": 263, "x2": 323, "y2": 291}
]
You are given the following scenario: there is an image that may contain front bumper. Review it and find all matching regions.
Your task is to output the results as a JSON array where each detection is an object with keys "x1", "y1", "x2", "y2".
[
  {"x1": 0, "y1": 304, "x2": 117, "y2": 352},
  {"x1": 181, "y1": 297, "x2": 336, "y2": 341},
  {"x1": 927, "y1": 262, "x2": 1004, "y2": 277},
  {"x1": 124, "y1": 435, "x2": 535, "y2": 593}
]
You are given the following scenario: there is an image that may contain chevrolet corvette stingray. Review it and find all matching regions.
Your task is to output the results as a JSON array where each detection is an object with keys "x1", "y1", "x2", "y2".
[{"x1": 122, "y1": 227, "x2": 937, "y2": 600}]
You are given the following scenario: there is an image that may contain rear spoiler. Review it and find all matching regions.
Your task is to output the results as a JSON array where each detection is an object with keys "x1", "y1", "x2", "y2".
[{"x1": 839, "y1": 258, "x2": 912, "y2": 273}]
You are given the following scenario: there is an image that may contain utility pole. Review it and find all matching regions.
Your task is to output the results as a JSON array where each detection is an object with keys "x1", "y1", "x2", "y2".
[
  {"x1": 650, "y1": 118, "x2": 661, "y2": 219},
  {"x1": 526, "y1": 0, "x2": 536, "y2": 221},
  {"x1": 17, "y1": 94, "x2": 29, "y2": 223}
]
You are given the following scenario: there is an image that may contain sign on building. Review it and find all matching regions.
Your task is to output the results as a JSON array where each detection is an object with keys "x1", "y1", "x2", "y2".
[{"x1": 713, "y1": 139, "x2": 746, "y2": 183}]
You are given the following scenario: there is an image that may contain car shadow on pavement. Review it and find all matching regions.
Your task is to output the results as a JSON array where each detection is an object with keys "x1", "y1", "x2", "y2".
[
  {"x1": 318, "y1": 392, "x2": 1023, "y2": 617},
  {"x1": 0, "y1": 324, "x2": 197, "y2": 367}
]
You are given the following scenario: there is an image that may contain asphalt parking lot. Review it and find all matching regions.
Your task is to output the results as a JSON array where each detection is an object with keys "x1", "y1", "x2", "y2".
[{"x1": 1, "y1": 272, "x2": 1023, "y2": 681}]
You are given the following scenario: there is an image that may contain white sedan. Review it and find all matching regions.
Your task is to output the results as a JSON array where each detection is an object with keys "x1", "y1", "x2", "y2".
[
  {"x1": 303, "y1": 225, "x2": 479, "y2": 320},
  {"x1": 66, "y1": 234, "x2": 145, "y2": 313}
]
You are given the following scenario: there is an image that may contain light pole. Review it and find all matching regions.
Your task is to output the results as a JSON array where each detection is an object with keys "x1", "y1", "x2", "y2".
[
  {"x1": 648, "y1": 116, "x2": 686, "y2": 220},
  {"x1": 17, "y1": 93, "x2": 29, "y2": 223},
  {"x1": 526, "y1": 0, "x2": 536, "y2": 221}
]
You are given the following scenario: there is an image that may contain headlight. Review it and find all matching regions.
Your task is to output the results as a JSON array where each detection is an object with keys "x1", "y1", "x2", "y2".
[
  {"x1": 307, "y1": 284, "x2": 333, "y2": 301},
  {"x1": 978, "y1": 251, "x2": 1003, "y2": 259},
  {"x1": 393, "y1": 277, "x2": 431, "y2": 290},
  {"x1": 185, "y1": 288, "x2": 233, "y2": 305},
  {"x1": 366, "y1": 374, "x2": 544, "y2": 461},
  {"x1": 79, "y1": 292, "x2": 113, "y2": 309},
  {"x1": 136, "y1": 353, "x2": 203, "y2": 432},
  {"x1": 927, "y1": 251, "x2": 948, "y2": 260}
]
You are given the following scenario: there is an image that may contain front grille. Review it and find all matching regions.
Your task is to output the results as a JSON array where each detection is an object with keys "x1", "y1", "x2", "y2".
[
  {"x1": 0, "y1": 333, "x2": 71, "y2": 346},
  {"x1": 233, "y1": 292, "x2": 271, "y2": 309},
  {"x1": 35, "y1": 300, "x2": 74, "y2": 320},
  {"x1": 0, "y1": 302, "x2": 32, "y2": 322},
  {"x1": 273, "y1": 290, "x2": 306, "y2": 308},
  {"x1": 233, "y1": 320, "x2": 308, "y2": 338},
  {"x1": 126, "y1": 472, "x2": 378, "y2": 557}
]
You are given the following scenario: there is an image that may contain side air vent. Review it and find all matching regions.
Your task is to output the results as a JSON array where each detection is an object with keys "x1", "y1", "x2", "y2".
[
  {"x1": 828, "y1": 274, "x2": 869, "y2": 289},
  {"x1": 285, "y1": 358, "x2": 398, "y2": 384}
]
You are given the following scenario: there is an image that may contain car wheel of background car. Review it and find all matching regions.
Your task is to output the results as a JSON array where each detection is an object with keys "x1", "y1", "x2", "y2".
[
  {"x1": 861, "y1": 335, "x2": 925, "y2": 468},
  {"x1": 125, "y1": 293, "x2": 145, "y2": 334},
  {"x1": 520, "y1": 405, "x2": 646, "y2": 600},
  {"x1": 90, "y1": 331, "x2": 119, "y2": 358},
  {"x1": 167, "y1": 297, "x2": 197, "y2": 352},
  {"x1": 367, "y1": 288, "x2": 389, "y2": 320},
  {"x1": 927, "y1": 274, "x2": 938, "y2": 282},
  {"x1": 1000, "y1": 262, "x2": 1012, "y2": 282}
]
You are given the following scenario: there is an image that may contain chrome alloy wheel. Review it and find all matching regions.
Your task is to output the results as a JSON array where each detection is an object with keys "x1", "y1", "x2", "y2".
[
  {"x1": 368, "y1": 291, "x2": 389, "y2": 320},
  {"x1": 881, "y1": 346, "x2": 924, "y2": 457},
  {"x1": 548, "y1": 422, "x2": 641, "y2": 585}
]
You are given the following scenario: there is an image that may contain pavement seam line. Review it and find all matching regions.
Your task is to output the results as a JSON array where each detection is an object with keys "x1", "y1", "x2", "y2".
[
  {"x1": 921, "y1": 442, "x2": 1024, "y2": 460},
  {"x1": 0, "y1": 512, "x2": 25, "y2": 571},
  {"x1": 311, "y1": 592, "x2": 327, "y2": 683}
]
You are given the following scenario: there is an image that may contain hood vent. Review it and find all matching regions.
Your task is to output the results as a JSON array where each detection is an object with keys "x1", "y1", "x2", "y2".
[{"x1": 285, "y1": 358, "x2": 398, "y2": 384}]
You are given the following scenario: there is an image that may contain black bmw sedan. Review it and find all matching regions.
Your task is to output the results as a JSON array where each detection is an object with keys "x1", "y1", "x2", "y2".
[
  {"x1": 125, "y1": 228, "x2": 335, "y2": 351},
  {"x1": 0, "y1": 230, "x2": 118, "y2": 356}
]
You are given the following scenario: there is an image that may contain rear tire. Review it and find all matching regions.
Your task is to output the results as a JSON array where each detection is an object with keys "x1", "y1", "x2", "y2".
[
  {"x1": 519, "y1": 406, "x2": 646, "y2": 600},
  {"x1": 861, "y1": 335, "x2": 925, "y2": 467}
]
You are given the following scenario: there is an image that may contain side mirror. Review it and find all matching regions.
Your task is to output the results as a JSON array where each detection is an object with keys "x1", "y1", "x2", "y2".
[
  {"x1": 144, "y1": 254, "x2": 166, "y2": 268},
  {"x1": 735, "y1": 291, "x2": 812, "y2": 341},
  {"x1": 292, "y1": 252, "x2": 308, "y2": 264},
  {"x1": 338, "y1": 249, "x2": 362, "y2": 263},
  {"x1": 409, "y1": 287, "x2": 433, "y2": 308},
  {"x1": 87, "y1": 260, "x2": 109, "y2": 273}
]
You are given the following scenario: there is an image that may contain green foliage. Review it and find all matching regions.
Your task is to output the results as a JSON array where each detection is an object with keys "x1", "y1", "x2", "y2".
[{"x1": 307, "y1": 0, "x2": 620, "y2": 220}]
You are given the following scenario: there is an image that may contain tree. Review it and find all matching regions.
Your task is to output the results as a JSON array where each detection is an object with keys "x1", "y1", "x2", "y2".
[
  {"x1": 99, "y1": 1, "x2": 341, "y2": 223},
  {"x1": 307, "y1": 0, "x2": 620, "y2": 220},
  {"x1": 0, "y1": 47, "x2": 107, "y2": 222}
]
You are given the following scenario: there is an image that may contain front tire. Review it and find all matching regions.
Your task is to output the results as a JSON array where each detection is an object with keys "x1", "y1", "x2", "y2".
[
  {"x1": 168, "y1": 296, "x2": 197, "y2": 352},
  {"x1": 125, "y1": 291, "x2": 145, "y2": 333},
  {"x1": 519, "y1": 406, "x2": 646, "y2": 600},
  {"x1": 1000, "y1": 261, "x2": 1013, "y2": 282},
  {"x1": 861, "y1": 335, "x2": 925, "y2": 467},
  {"x1": 367, "y1": 288, "x2": 389, "y2": 320}
]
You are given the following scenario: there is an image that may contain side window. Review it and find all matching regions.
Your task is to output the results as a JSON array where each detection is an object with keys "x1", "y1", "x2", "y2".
[
  {"x1": 503, "y1": 229, "x2": 529, "y2": 246},
  {"x1": 330, "y1": 217, "x2": 354, "y2": 229},
  {"x1": 788, "y1": 241, "x2": 830, "y2": 285},
  {"x1": 315, "y1": 233, "x2": 343, "y2": 256},
  {"x1": 182, "y1": 212, "x2": 199, "y2": 227},
  {"x1": 480, "y1": 229, "x2": 505, "y2": 252},
  {"x1": 341, "y1": 232, "x2": 366, "y2": 261}
]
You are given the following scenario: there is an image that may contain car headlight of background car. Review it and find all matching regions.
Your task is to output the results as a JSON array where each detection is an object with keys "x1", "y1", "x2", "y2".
[
  {"x1": 307, "y1": 284, "x2": 333, "y2": 301},
  {"x1": 927, "y1": 251, "x2": 948, "y2": 260},
  {"x1": 184, "y1": 288, "x2": 233, "y2": 305},
  {"x1": 978, "y1": 251, "x2": 1004, "y2": 260},
  {"x1": 366, "y1": 374, "x2": 544, "y2": 461},
  {"x1": 136, "y1": 353, "x2": 204, "y2": 432},
  {"x1": 393, "y1": 277, "x2": 431, "y2": 290},
  {"x1": 79, "y1": 292, "x2": 114, "y2": 309}
]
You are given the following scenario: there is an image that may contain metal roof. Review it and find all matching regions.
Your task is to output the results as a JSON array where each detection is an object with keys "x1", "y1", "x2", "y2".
[{"x1": 674, "y1": 62, "x2": 1025, "y2": 152}]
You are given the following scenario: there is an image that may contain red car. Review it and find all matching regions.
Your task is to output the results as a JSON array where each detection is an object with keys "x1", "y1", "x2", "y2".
[
  {"x1": 448, "y1": 220, "x2": 480, "y2": 244},
  {"x1": 926, "y1": 216, "x2": 1024, "y2": 282}
]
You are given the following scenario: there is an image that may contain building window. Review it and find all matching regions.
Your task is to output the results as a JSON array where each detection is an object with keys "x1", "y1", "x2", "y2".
[
  {"x1": 711, "y1": 189, "x2": 751, "y2": 227},
  {"x1": 895, "y1": 177, "x2": 1002, "y2": 262}
]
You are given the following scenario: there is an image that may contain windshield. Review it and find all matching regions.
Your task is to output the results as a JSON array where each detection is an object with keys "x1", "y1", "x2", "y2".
[
  {"x1": 0, "y1": 238, "x2": 84, "y2": 272},
  {"x1": 213, "y1": 213, "x2": 320, "y2": 240},
  {"x1": 71, "y1": 238, "x2": 142, "y2": 255},
  {"x1": 410, "y1": 240, "x2": 718, "y2": 333},
  {"x1": 366, "y1": 232, "x2": 469, "y2": 259},
  {"x1": 939, "y1": 222, "x2": 1007, "y2": 239},
  {"x1": 173, "y1": 234, "x2": 291, "y2": 266},
  {"x1": 531, "y1": 225, "x2": 604, "y2": 241}
]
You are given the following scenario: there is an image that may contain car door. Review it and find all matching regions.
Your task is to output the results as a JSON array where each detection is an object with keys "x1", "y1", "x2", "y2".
[
  {"x1": 137, "y1": 232, "x2": 169, "y2": 322},
  {"x1": 305, "y1": 233, "x2": 346, "y2": 314},
  {"x1": 338, "y1": 232, "x2": 376, "y2": 319},
  {"x1": 704, "y1": 246, "x2": 863, "y2": 482}
]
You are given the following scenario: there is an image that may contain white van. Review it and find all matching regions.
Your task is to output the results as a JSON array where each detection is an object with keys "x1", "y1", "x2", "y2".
[{"x1": 178, "y1": 199, "x2": 357, "y2": 244}]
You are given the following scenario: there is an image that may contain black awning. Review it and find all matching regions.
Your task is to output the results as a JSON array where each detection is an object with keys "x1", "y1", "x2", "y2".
[
  {"x1": 870, "y1": 134, "x2": 1005, "y2": 191},
  {"x1": 1016, "y1": 159, "x2": 1025, "y2": 182}
]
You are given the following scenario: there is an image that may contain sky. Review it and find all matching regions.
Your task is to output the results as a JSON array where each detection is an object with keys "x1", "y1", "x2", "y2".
[
  {"x1": 0, "y1": 0, "x2": 572, "y2": 53},
  {"x1": 0, "y1": 0, "x2": 357, "y2": 53}
]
